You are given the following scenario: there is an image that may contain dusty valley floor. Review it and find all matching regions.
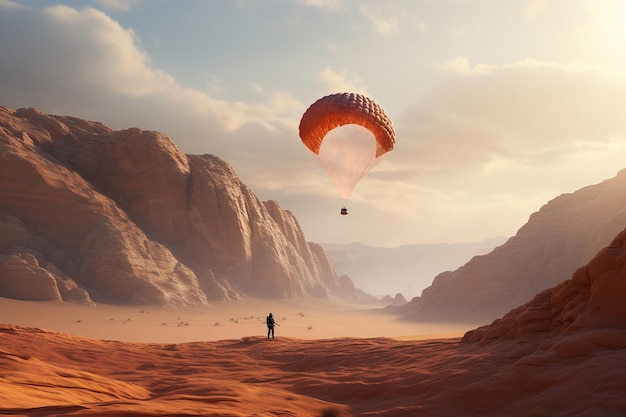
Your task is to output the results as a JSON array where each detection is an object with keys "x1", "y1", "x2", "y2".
[
  {"x1": 0, "y1": 297, "x2": 472, "y2": 343},
  {"x1": 2, "y1": 297, "x2": 625, "y2": 417}
]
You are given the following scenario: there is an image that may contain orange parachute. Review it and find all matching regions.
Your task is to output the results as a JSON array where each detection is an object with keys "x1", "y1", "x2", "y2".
[
  {"x1": 299, "y1": 93, "x2": 396, "y2": 212},
  {"x1": 299, "y1": 92, "x2": 395, "y2": 158}
]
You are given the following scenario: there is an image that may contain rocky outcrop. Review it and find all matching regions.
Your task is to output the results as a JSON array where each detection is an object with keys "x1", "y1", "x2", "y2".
[
  {"x1": 0, "y1": 106, "x2": 350, "y2": 305},
  {"x1": 400, "y1": 170, "x2": 626, "y2": 322},
  {"x1": 463, "y1": 227, "x2": 626, "y2": 346},
  {"x1": 0, "y1": 253, "x2": 62, "y2": 301}
]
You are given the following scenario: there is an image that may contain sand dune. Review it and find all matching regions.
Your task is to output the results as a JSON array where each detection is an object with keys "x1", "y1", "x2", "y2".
[
  {"x1": 0, "y1": 299, "x2": 626, "y2": 417},
  {"x1": 2, "y1": 322, "x2": 626, "y2": 417},
  {"x1": 0, "y1": 296, "x2": 475, "y2": 417}
]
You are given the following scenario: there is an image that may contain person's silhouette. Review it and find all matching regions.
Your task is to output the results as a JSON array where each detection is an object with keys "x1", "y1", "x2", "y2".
[{"x1": 266, "y1": 312, "x2": 277, "y2": 339}]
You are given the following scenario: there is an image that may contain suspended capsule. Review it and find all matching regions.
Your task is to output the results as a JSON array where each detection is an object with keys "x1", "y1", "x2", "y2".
[{"x1": 298, "y1": 93, "x2": 396, "y2": 214}]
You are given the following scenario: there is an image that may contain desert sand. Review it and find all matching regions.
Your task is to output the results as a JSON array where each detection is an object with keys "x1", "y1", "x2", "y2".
[
  {"x1": 0, "y1": 297, "x2": 471, "y2": 343},
  {"x1": 0, "y1": 297, "x2": 479, "y2": 417},
  {"x1": 2, "y1": 320, "x2": 626, "y2": 417},
  {"x1": 2, "y1": 295, "x2": 626, "y2": 416}
]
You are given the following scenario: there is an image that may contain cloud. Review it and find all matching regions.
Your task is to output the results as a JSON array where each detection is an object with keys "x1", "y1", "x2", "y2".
[
  {"x1": 358, "y1": 56, "x2": 626, "y2": 243},
  {"x1": 297, "y1": 0, "x2": 343, "y2": 12},
  {"x1": 0, "y1": 5, "x2": 302, "y2": 136},
  {"x1": 0, "y1": 0, "x2": 26, "y2": 9},
  {"x1": 436, "y1": 56, "x2": 494, "y2": 76},
  {"x1": 39, "y1": 6, "x2": 172, "y2": 97},
  {"x1": 318, "y1": 66, "x2": 368, "y2": 95},
  {"x1": 396, "y1": 56, "x2": 626, "y2": 178},
  {"x1": 95, "y1": 0, "x2": 139, "y2": 11},
  {"x1": 358, "y1": 4, "x2": 399, "y2": 35}
]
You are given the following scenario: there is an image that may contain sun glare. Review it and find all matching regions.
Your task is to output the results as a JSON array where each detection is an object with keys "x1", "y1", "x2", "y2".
[{"x1": 623, "y1": 0, "x2": 626, "y2": 42}]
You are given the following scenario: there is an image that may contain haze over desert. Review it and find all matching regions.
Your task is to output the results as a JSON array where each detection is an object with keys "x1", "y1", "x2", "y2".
[{"x1": 0, "y1": 297, "x2": 471, "y2": 344}]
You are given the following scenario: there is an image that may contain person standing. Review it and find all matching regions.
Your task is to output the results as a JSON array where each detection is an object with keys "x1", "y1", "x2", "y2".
[{"x1": 266, "y1": 312, "x2": 278, "y2": 339}]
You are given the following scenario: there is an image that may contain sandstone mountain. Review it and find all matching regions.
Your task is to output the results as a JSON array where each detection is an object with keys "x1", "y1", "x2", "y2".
[
  {"x1": 0, "y1": 106, "x2": 352, "y2": 306},
  {"x1": 463, "y1": 226, "x2": 626, "y2": 344},
  {"x1": 399, "y1": 169, "x2": 626, "y2": 323}
]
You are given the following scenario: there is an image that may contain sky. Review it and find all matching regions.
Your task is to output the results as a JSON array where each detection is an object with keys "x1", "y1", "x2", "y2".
[{"x1": 1, "y1": 0, "x2": 626, "y2": 247}]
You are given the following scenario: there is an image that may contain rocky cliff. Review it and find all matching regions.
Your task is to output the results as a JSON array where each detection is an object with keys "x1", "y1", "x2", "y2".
[
  {"x1": 0, "y1": 106, "x2": 351, "y2": 306},
  {"x1": 400, "y1": 169, "x2": 626, "y2": 322},
  {"x1": 463, "y1": 226, "x2": 626, "y2": 346}
]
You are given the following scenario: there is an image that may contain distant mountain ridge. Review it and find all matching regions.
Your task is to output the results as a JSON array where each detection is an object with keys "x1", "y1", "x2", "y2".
[
  {"x1": 322, "y1": 237, "x2": 506, "y2": 298},
  {"x1": 399, "y1": 168, "x2": 626, "y2": 323},
  {"x1": 0, "y1": 106, "x2": 354, "y2": 306}
]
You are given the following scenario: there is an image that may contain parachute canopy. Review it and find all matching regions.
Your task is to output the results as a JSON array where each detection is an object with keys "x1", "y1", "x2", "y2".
[
  {"x1": 298, "y1": 93, "x2": 395, "y2": 200},
  {"x1": 299, "y1": 92, "x2": 396, "y2": 158}
]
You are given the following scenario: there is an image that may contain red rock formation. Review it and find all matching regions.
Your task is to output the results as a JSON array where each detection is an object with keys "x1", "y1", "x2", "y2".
[
  {"x1": 0, "y1": 106, "x2": 350, "y2": 305},
  {"x1": 463, "y1": 227, "x2": 626, "y2": 346},
  {"x1": 0, "y1": 253, "x2": 62, "y2": 301},
  {"x1": 401, "y1": 170, "x2": 626, "y2": 322}
]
